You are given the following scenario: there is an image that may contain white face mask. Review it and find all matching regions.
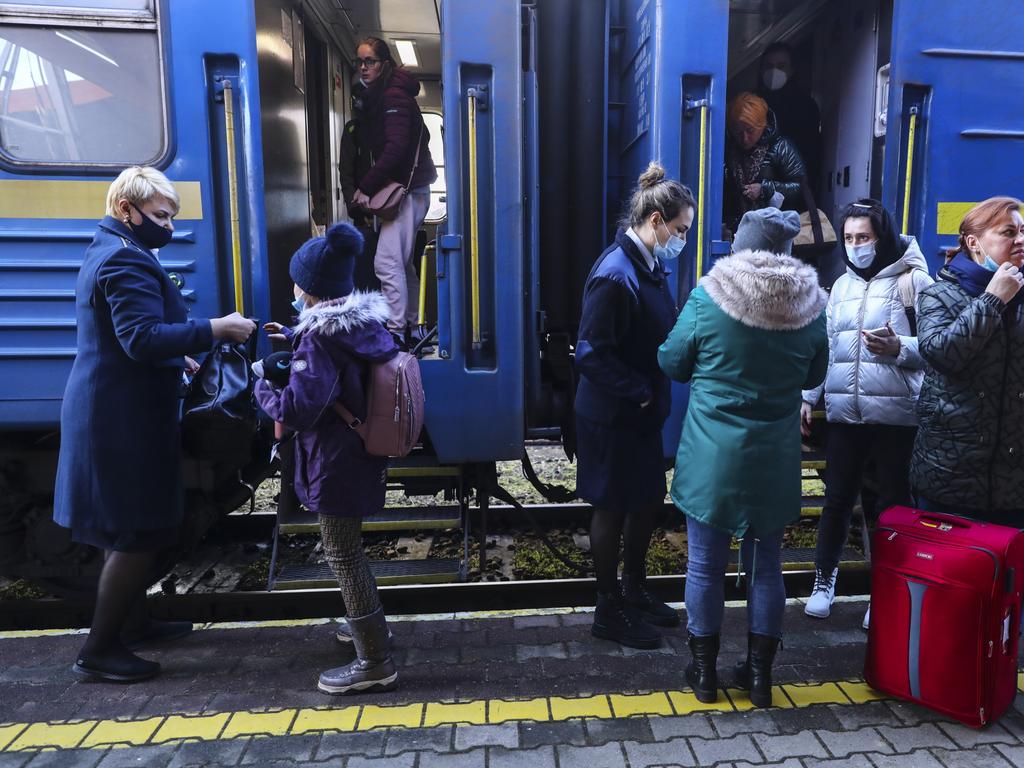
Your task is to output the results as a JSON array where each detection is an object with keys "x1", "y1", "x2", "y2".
[
  {"x1": 762, "y1": 68, "x2": 788, "y2": 91},
  {"x1": 846, "y1": 242, "x2": 877, "y2": 269}
]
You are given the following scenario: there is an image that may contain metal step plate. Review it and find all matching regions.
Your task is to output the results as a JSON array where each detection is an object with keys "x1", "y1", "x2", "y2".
[
  {"x1": 800, "y1": 495, "x2": 824, "y2": 518},
  {"x1": 728, "y1": 546, "x2": 866, "y2": 573},
  {"x1": 278, "y1": 506, "x2": 462, "y2": 535},
  {"x1": 273, "y1": 558, "x2": 461, "y2": 590},
  {"x1": 801, "y1": 447, "x2": 826, "y2": 471}
]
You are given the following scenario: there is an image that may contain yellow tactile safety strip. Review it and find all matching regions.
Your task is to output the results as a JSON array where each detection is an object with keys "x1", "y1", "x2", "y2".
[{"x1": 1, "y1": 677, "x2": 1018, "y2": 754}]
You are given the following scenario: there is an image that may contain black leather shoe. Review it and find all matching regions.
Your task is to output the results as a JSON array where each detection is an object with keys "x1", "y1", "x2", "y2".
[
  {"x1": 122, "y1": 620, "x2": 193, "y2": 651},
  {"x1": 685, "y1": 631, "x2": 720, "y2": 703},
  {"x1": 733, "y1": 632, "x2": 780, "y2": 708},
  {"x1": 621, "y1": 573, "x2": 680, "y2": 627},
  {"x1": 591, "y1": 592, "x2": 661, "y2": 649},
  {"x1": 72, "y1": 648, "x2": 160, "y2": 683}
]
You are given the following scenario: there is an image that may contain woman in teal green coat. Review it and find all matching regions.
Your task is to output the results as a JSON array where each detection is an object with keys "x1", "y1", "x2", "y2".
[{"x1": 658, "y1": 208, "x2": 828, "y2": 708}]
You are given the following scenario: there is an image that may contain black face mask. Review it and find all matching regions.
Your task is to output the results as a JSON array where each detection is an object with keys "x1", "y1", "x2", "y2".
[{"x1": 129, "y1": 202, "x2": 173, "y2": 250}]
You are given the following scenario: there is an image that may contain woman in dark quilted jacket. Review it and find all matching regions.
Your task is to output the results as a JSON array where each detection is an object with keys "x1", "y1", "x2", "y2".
[
  {"x1": 911, "y1": 197, "x2": 1024, "y2": 524},
  {"x1": 723, "y1": 92, "x2": 806, "y2": 234},
  {"x1": 350, "y1": 37, "x2": 437, "y2": 347}
]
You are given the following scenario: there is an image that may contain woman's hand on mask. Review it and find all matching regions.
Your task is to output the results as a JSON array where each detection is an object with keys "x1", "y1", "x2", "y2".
[{"x1": 985, "y1": 261, "x2": 1024, "y2": 305}]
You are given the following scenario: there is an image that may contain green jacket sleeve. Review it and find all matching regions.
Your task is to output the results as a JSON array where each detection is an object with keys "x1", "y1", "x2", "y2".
[
  {"x1": 803, "y1": 310, "x2": 829, "y2": 389},
  {"x1": 658, "y1": 291, "x2": 699, "y2": 383}
]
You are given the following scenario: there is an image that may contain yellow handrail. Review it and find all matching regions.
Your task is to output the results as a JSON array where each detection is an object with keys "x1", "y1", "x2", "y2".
[
  {"x1": 223, "y1": 79, "x2": 244, "y2": 315},
  {"x1": 467, "y1": 91, "x2": 482, "y2": 349},
  {"x1": 901, "y1": 110, "x2": 918, "y2": 235},
  {"x1": 696, "y1": 103, "x2": 709, "y2": 281},
  {"x1": 419, "y1": 242, "x2": 434, "y2": 328}
]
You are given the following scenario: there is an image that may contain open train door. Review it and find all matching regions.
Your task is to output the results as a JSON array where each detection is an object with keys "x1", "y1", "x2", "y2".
[
  {"x1": 613, "y1": 0, "x2": 730, "y2": 455},
  {"x1": 881, "y1": 0, "x2": 1024, "y2": 271}
]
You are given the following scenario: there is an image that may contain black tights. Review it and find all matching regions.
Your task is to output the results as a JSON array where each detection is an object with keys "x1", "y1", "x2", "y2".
[
  {"x1": 80, "y1": 550, "x2": 158, "y2": 658},
  {"x1": 590, "y1": 504, "x2": 660, "y2": 595}
]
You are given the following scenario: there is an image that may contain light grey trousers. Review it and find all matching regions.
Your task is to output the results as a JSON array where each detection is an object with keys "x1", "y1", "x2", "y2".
[{"x1": 374, "y1": 189, "x2": 431, "y2": 331}]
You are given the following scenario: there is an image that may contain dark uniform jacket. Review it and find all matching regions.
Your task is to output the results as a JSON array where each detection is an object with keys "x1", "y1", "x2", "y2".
[
  {"x1": 911, "y1": 253, "x2": 1024, "y2": 516},
  {"x1": 53, "y1": 217, "x2": 213, "y2": 536},
  {"x1": 575, "y1": 229, "x2": 677, "y2": 433}
]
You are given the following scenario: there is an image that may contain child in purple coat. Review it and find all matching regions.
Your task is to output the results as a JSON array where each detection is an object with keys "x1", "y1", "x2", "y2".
[{"x1": 255, "y1": 222, "x2": 399, "y2": 694}]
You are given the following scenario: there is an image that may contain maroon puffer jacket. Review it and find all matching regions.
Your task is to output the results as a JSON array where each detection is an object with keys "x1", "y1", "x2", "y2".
[{"x1": 357, "y1": 68, "x2": 437, "y2": 197}]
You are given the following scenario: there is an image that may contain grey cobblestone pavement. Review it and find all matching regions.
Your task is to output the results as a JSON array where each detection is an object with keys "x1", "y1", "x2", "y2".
[{"x1": 2, "y1": 598, "x2": 1023, "y2": 766}]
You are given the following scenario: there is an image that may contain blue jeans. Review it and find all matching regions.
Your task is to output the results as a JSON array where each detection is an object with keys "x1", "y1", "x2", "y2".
[{"x1": 685, "y1": 517, "x2": 786, "y2": 639}]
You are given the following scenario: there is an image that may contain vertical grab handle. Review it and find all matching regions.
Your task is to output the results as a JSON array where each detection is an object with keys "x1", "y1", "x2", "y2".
[
  {"x1": 901, "y1": 106, "x2": 919, "y2": 236},
  {"x1": 696, "y1": 102, "x2": 709, "y2": 281},
  {"x1": 466, "y1": 88, "x2": 483, "y2": 350},
  {"x1": 418, "y1": 241, "x2": 435, "y2": 331},
  {"x1": 222, "y1": 79, "x2": 244, "y2": 315}
]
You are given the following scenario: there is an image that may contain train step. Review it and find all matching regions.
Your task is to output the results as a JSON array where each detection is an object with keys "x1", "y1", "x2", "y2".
[
  {"x1": 272, "y1": 558, "x2": 462, "y2": 590},
  {"x1": 801, "y1": 447, "x2": 826, "y2": 471},
  {"x1": 277, "y1": 506, "x2": 463, "y2": 535}
]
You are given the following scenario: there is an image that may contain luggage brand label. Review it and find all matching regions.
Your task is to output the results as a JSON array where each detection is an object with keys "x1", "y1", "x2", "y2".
[{"x1": 916, "y1": 551, "x2": 934, "y2": 560}]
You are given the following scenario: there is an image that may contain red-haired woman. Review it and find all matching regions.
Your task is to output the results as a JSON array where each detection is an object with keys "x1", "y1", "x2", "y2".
[
  {"x1": 911, "y1": 197, "x2": 1024, "y2": 524},
  {"x1": 350, "y1": 37, "x2": 437, "y2": 348}
]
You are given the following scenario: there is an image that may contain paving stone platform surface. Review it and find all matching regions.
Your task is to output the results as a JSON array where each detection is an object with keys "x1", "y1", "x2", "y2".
[{"x1": 2, "y1": 598, "x2": 1023, "y2": 767}]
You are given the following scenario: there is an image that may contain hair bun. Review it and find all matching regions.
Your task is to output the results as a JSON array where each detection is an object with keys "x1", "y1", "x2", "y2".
[{"x1": 638, "y1": 162, "x2": 666, "y2": 190}]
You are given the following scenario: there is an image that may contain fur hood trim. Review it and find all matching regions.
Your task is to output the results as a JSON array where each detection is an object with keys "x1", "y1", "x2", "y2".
[
  {"x1": 294, "y1": 290, "x2": 390, "y2": 336},
  {"x1": 701, "y1": 250, "x2": 827, "y2": 331}
]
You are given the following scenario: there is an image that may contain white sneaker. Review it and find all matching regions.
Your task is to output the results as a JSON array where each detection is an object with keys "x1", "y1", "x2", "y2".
[
  {"x1": 804, "y1": 567, "x2": 838, "y2": 618},
  {"x1": 862, "y1": 605, "x2": 871, "y2": 630}
]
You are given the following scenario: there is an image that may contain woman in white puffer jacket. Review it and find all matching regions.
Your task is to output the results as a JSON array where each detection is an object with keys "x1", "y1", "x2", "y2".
[{"x1": 800, "y1": 199, "x2": 934, "y2": 622}]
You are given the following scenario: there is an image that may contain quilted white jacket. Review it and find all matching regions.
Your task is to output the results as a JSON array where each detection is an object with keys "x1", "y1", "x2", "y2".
[{"x1": 802, "y1": 236, "x2": 934, "y2": 426}]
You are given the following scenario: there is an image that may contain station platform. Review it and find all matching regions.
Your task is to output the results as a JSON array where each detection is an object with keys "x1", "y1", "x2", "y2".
[{"x1": 1, "y1": 596, "x2": 1024, "y2": 767}]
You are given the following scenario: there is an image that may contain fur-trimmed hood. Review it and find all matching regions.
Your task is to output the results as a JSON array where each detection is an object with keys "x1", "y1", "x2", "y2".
[
  {"x1": 701, "y1": 250, "x2": 827, "y2": 331},
  {"x1": 293, "y1": 290, "x2": 396, "y2": 361},
  {"x1": 295, "y1": 290, "x2": 390, "y2": 335}
]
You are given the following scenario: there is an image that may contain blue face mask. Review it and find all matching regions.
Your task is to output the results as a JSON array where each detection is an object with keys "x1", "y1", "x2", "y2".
[
  {"x1": 981, "y1": 251, "x2": 1001, "y2": 271},
  {"x1": 653, "y1": 221, "x2": 686, "y2": 264},
  {"x1": 291, "y1": 297, "x2": 306, "y2": 315}
]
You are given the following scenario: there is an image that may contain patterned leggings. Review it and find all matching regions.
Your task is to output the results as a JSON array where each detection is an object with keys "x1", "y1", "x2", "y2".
[{"x1": 319, "y1": 515, "x2": 380, "y2": 619}]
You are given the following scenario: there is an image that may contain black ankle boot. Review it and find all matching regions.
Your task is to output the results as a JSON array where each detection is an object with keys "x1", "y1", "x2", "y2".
[
  {"x1": 685, "y1": 632, "x2": 719, "y2": 703},
  {"x1": 621, "y1": 573, "x2": 680, "y2": 627},
  {"x1": 591, "y1": 592, "x2": 661, "y2": 649},
  {"x1": 733, "y1": 632, "x2": 780, "y2": 708}
]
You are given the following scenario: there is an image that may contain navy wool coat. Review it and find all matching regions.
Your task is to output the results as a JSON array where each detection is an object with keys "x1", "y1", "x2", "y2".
[{"x1": 53, "y1": 217, "x2": 213, "y2": 538}]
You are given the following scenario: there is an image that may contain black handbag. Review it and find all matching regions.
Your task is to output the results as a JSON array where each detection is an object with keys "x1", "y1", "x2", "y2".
[{"x1": 182, "y1": 337, "x2": 257, "y2": 463}]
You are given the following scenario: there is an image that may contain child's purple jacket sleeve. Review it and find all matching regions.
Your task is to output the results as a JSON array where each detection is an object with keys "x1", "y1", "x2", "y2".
[{"x1": 255, "y1": 334, "x2": 339, "y2": 431}]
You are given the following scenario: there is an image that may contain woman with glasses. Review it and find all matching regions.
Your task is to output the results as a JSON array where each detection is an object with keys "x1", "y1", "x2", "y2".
[
  {"x1": 349, "y1": 37, "x2": 437, "y2": 349},
  {"x1": 800, "y1": 200, "x2": 933, "y2": 625}
]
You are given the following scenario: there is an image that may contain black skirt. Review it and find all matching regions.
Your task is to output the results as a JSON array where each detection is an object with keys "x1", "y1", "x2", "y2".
[{"x1": 575, "y1": 414, "x2": 667, "y2": 513}]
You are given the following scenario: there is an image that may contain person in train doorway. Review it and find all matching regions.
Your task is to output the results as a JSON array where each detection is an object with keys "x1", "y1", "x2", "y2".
[
  {"x1": 722, "y1": 92, "x2": 806, "y2": 237},
  {"x1": 801, "y1": 200, "x2": 933, "y2": 628},
  {"x1": 757, "y1": 42, "x2": 822, "y2": 199},
  {"x1": 53, "y1": 166, "x2": 256, "y2": 682},
  {"x1": 255, "y1": 222, "x2": 401, "y2": 694},
  {"x1": 349, "y1": 37, "x2": 437, "y2": 350},
  {"x1": 910, "y1": 197, "x2": 1024, "y2": 525},
  {"x1": 659, "y1": 208, "x2": 827, "y2": 707},
  {"x1": 339, "y1": 78, "x2": 382, "y2": 291},
  {"x1": 575, "y1": 163, "x2": 695, "y2": 649}
]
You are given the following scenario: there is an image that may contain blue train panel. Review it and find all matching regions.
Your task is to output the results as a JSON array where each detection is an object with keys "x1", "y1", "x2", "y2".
[
  {"x1": 882, "y1": 0, "x2": 1024, "y2": 268},
  {"x1": 0, "y1": 0, "x2": 272, "y2": 430},
  {"x1": 614, "y1": 0, "x2": 730, "y2": 457},
  {"x1": 424, "y1": 0, "x2": 525, "y2": 463}
]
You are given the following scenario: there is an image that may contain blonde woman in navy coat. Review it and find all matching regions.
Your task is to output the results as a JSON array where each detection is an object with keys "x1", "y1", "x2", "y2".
[{"x1": 53, "y1": 167, "x2": 255, "y2": 682}]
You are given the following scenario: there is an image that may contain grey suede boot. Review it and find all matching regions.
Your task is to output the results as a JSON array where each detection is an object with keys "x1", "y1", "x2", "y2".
[{"x1": 318, "y1": 607, "x2": 398, "y2": 694}]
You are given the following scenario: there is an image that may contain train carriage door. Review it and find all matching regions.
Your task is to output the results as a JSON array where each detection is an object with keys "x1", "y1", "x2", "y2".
[
  {"x1": 882, "y1": 0, "x2": 1024, "y2": 270},
  {"x1": 615, "y1": 0, "x2": 730, "y2": 303}
]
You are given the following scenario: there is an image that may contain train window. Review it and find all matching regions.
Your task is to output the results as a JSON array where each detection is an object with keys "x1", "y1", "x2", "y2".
[
  {"x1": 0, "y1": 25, "x2": 164, "y2": 166},
  {"x1": 423, "y1": 111, "x2": 446, "y2": 224}
]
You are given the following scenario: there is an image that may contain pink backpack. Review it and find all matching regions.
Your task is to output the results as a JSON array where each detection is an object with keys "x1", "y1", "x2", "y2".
[{"x1": 334, "y1": 351, "x2": 424, "y2": 457}]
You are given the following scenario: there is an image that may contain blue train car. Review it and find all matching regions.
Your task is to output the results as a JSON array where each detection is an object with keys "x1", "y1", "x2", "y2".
[{"x1": 1, "y1": 0, "x2": 1021, "y2": 594}]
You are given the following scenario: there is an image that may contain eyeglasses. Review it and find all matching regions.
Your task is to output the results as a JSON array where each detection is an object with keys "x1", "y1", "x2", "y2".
[{"x1": 357, "y1": 57, "x2": 382, "y2": 69}]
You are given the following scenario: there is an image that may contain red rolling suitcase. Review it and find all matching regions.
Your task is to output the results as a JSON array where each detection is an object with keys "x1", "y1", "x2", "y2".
[{"x1": 865, "y1": 506, "x2": 1024, "y2": 727}]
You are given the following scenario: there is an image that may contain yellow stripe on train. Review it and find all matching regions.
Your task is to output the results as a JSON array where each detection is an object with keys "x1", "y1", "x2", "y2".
[
  {"x1": 937, "y1": 202, "x2": 1024, "y2": 236},
  {"x1": 0, "y1": 180, "x2": 203, "y2": 220}
]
